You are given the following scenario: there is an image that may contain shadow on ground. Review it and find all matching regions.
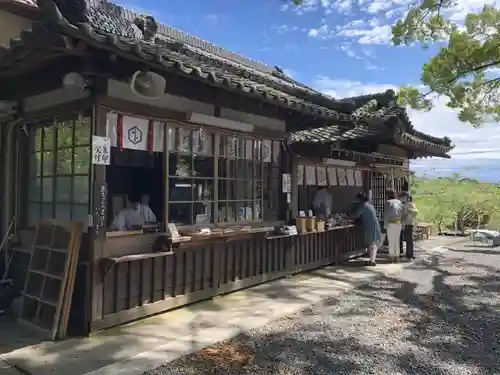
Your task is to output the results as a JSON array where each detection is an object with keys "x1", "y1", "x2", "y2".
[
  {"x1": 144, "y1": 246, "x2": 500, "y2": 375},
  {"x1": 0, "y1": 237, "x2": 479, "y2": 375}
]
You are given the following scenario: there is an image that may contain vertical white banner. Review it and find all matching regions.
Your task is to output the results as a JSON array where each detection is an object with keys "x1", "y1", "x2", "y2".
[
  {"x1": 153, "y1": 121, "x2": 165, "y2": 152},
  {"x1": 327, "y1": 167, "x2": 337, "y2": 186},
  {"x1": 262, "y1": 140, "x2": 272, "y2": 162},
  {"x1": 305, "y1": 165, "x2": 316, "y2": 185},
  {"x1": 316, "y1": 166, "x2": 327, "y2": 186},
  {"x1": 297, "y1": 164, "x2": 304, "y2": 186},
  {"x1": 106, "y1": 112, "x2": 118, "y2": 147}
]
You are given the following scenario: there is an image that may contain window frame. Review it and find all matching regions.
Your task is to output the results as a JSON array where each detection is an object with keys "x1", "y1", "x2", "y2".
[
  {"x1": 25, "y1": 113, "x2": 92, "y2": 228},
  {"x1": 165, "y1": 122, "x2": 282, "y2": 228}
]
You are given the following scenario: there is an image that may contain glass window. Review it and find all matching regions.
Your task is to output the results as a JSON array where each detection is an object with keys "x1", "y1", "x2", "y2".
[
  {"x1": 165, "y1": 125, "x2": 279, "y2": 225},
  {"x1": 75, "y1": 117, "x2": 90, "y2": 145},
  {"x1": 25, "y1": 114, "x2": 91, "y2": 229},
  {"x1": 217, "y1": 135, "x2": 262, "y2": 224},
  {"x1": 167, "y1": 125, "x2": 215, "y2": 226}
]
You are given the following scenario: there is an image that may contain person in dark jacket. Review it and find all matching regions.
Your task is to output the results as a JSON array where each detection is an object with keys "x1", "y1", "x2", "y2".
[
  {"x1": 353, "y1": 192, "x2": 382, "y2": 266},
  {"x1": 399, "y1": 192, "x2": 419, "y2": 259}
]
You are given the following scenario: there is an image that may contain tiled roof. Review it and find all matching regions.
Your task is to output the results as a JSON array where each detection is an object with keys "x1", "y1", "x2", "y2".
[
  {"x1": 8, "y1": 0, "x2": 36, "y2": 6},
  {"x1": 289, "y1": 95, "x2": 453, "y2": 157},
  {"x1": 8, "y1": 0, "x2": 321, "y2": 93},
  {"x1": 0, "y1": 0, "x2": 357, "y2": 121},
  {"x1": 1, "y1": 0, "x2": 452, "y2": 154}
]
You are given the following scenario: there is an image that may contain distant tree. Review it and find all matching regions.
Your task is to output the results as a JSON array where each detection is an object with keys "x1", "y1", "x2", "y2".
[{"x1": 413, "y1": 175, "x2": 500, "y2": 233}]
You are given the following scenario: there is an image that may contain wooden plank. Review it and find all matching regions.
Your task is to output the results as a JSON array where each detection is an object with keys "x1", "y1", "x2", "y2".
[
  {"x1": 18, "y1": 219, "x2": 83, "y2": 340},
  {"x1": 57, "y1": 222, "x2": 84, "y2": 339}
]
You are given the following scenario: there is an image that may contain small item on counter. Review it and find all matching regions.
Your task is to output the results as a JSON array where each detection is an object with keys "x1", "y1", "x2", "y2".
[
  {"x1": 307, "y1": 210, "x2": 314, "y2": 217},
  {"x1": 274, "y1": 225, "x2": 286, "y2": 235},
  {"x1": 275, "y1": 225, "x2": 299, "y2": 236},
  {"x1": 299, "y1": 210, "x2": 306, "y2": 217},
  {"x1": 167, "y1": 223, "x2": 180, "y2": 238},
  {"x1": 295, "y1": 216, "x2": 307, "y2": 233},
  {"x1": 305, "y1": 216, "x2": 317, "y2": 232},
  {"x1": 316, "y1": 220, "x2": 325, "y2": 232}
]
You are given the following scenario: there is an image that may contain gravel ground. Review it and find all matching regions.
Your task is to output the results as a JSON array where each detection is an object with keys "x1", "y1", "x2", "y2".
[{"x1": 143, "y1": 244, "x2": 500, "y2": 375}]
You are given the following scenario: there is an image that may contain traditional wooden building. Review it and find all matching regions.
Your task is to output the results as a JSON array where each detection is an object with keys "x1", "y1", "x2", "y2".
[{"x1": 0, "y1": 0, "x2": 451, "y2": 337}]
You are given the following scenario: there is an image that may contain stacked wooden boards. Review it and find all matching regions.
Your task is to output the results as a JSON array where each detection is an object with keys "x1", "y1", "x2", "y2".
[{"x1": 18, "y1": 219, "x2": 83, "y2": 340}]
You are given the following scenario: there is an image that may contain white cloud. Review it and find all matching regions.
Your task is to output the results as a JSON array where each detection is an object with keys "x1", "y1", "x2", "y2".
[
  {"x1": 205, "y1": 13, "x2": 218, "y2": 24},
  {"x1": 312, "y1": 77, "x2": 500, "y2": 176},
  {"x1": 283, "y1": 0, "x2": 353, "y2": 15},
  {"x1": 306, "y1": 17, "x2": 393, "y2": 45},
  {"x1": 337, "y1": 23, "x2": 393, "y2": 45},
  {"x1": 272, "y1": 25, "x2": 299, "y2": 34},
  {"x1": 308, "y1": 24, "x2": 331, "y2": 38},
  {"x1": 300, "y1": 0, "x2": 500, "y2": 47}
]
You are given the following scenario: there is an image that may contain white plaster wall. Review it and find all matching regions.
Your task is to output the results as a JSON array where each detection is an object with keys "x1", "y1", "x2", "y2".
[{"x1": 0, "y1": 11, "x2": 32, "y2": 48}]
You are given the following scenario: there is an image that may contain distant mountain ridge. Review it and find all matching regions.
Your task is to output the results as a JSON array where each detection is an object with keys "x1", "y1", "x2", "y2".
[{"x1": 411, "y1": 158, "x2": 500, "y2": 183}]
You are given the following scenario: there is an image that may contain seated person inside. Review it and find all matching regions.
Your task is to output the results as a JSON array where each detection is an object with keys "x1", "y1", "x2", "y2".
[
  {"x1": 110, "y1": 193, "x2": 157, "y2": 231},
  {"x1": 138, "y1": 194, "x2": 157, "y2": 223}
]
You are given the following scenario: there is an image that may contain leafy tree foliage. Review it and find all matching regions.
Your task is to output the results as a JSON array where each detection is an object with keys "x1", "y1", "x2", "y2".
[
  {"x1": 413, "y1": 174, "x2": 500, "y2": 233},
  {"x1": 393, "y1": 3, "x2": 500, "y2": 126},
  {"x1": 288, "y1": 0, "x2": 500, "y2": 126}
]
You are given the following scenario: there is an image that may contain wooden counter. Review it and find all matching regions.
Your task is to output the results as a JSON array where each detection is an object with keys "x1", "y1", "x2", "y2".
[{"x1": 92, "y1": 223, "x2": 365, "y2": 332}]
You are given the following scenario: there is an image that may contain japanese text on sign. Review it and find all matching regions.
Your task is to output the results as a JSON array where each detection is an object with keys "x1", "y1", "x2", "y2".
[
  {"x1": 94, "y1": 184, "x2": 107, "y2": 238},
  {"x1": 92, "y1": 136, "x2": 111, "y2": 165},
  {"x1": 282, "y1": 173, "x2": 292, "y2": 193}
]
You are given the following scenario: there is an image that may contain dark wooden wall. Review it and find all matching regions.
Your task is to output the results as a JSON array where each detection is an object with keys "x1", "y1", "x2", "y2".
[{"x1": 91, "y1": 225, "x2": 364, "y2": 332}]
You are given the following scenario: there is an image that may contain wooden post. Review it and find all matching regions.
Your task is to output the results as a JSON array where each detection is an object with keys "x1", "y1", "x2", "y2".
[{"x1": 89, "y1": 106, "x2": 108, "y2": 331}]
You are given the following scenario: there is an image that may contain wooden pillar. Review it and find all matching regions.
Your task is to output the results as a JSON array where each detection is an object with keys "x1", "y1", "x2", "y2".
[
  {"x1": 290, "y1": 153, "x2": 298, "y2": 220},
  {"x1": 89, "y1": 106, "x2": 108, "y2": 332},
  {"x1": 280, "y1": 140, "x2": 292, "y2": 223}
]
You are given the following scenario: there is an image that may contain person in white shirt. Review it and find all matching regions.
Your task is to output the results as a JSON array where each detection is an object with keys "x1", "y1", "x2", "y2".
[
  {"x1": 312, "y1": 188, "x2": 333, "y2": 221},
  {"x1": 138, "y1": 194, "x2": 157, "y2": 223},
  {"x1": 110, "y1": 194, "x2": 157, "y2": 231},
  {"x1": 111, "y1": 196, "x2": 145, "y2": 231}
]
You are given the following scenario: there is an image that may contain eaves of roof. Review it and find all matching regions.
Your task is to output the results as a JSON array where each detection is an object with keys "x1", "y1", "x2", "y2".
[
  {"x1": 290, "y1": 114, "x2": 453, "y2": 158},
  {"x1": 0, "y1": 0, "x2": 454, "y2": 153},
  {"x1": 0, "y1": 0, "x2": 361, "y2": 123},
  {"x1": 2, "y1": 0, "x2": 348, "y2": 111}
]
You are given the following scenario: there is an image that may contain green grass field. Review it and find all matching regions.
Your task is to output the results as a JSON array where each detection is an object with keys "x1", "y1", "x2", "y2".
[{"x1": 412, "y1": 175, "x2": 500, "y2": 232}]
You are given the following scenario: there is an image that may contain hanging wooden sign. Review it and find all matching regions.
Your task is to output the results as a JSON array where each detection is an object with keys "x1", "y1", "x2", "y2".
[
  {"x1": 305, "y1": 165, "x2": 316, "y2": 185},
  {"x1": 272, "y1": 141, "x2": 280, "y2": 164},
  {"x1": 262, "y1": 140, "x2": 272, "y2": 162},
  {"x1": 297, "y1": 164, "x2": 304, "y2": 186},
  {"x1": 355, "y1": 170, "x2": 363, "y2": 187},
  {"x1": 327, "y1": 167, "x2": 337, "y2": 186},
  {"x1": 316, "y1": 166, "x2": 327, "y2": 186},
  {"x1": 282, "y1": 173, "x2": 292, "y2": 193},
  {"x1": 91, "y1": 136, "x2": 111, "y2": 165},
  {"x1": 346, "y1": 169, "x2": 355, "y2": 186},
  {"x1": 245, "y1": 139, "x2": 253, "y2": 159},
  {"x1": 226, "y1": 136, "x2": 237, "y2": 157},
  {"x1": 337, "y1": 168, "x2": 348, "y2": 186}
]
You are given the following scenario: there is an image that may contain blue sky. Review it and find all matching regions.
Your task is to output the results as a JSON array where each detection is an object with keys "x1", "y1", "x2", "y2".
[{"x1": 120, "y1": 0, "x2": 500, "y2": 182}]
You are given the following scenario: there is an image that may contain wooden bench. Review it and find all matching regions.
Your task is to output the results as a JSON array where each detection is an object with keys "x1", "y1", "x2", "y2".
[{"x1": 416, "y1": 223, "x2": 432, "y2": 240}]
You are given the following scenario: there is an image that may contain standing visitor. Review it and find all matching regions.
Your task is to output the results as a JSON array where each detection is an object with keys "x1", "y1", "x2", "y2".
[
  {"x1": 399, "y1": 192, "x2": 418, "y2": 259},
  {"x1": 383, "y1": 189, "x2": 403, "y2": 263},
  {"x1": 353, "y1": 192, "x2": 382, "y2": 267},
  {"x1": 312, "y1": 187, "x2": 333, "y2": 221}
]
